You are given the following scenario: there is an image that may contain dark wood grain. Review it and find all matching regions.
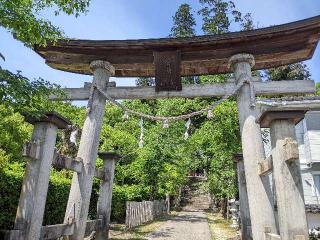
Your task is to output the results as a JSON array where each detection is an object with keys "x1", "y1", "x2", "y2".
[{"x1": 35, "y1": 15, "x2": 320, "y2": 77}]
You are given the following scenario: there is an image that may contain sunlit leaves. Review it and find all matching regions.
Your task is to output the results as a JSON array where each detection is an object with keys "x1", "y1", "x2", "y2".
[
  {"x1": 0, "y1": 67, "x2": 62, "y2": 116},
  {"x1": 264, "y1": 63, "x2": 312, "y2": 81},
  {"x1": 170, "y1": 3, "x2": 196, "y2": 38},
  {"x1": 0, "y1": 0, "x2": 90, "y2": 47}
]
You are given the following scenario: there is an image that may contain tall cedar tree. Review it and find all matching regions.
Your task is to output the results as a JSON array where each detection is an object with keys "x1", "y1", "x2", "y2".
[
  {"x1": 170, "y1": 4, "x2": 198, "y2": 84},
  {"x1": 265, "y1": 63, "x2": 312, "y2": 81},
  {"x1": 137, "y1": 3, "x2": 198, "y2": 86},
  {"x1": 170, "y1": 4, "x2": 196, "y2": 38},
  {"x1": 198, "y1": 0, "x2": 242, "y2": 34}
]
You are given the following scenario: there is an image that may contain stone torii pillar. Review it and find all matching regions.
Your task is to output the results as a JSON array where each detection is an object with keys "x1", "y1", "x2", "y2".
[
  {"x1": 259, "y1": 110, "x2": 309, "y2": 240},
  {"x1": 229, "y1": 54, "x2": 277, "y2": 239},
  {"x1": 96, "y1": 152, "x2": 121, "y2": 240},
  {"x1": 14, "y1": 113, "x2": 70, "y2": 240},
  {"x1": 233, "y1": 153, "x2": 252, "y2": 240},
  {"x1": 64, "y1": 60, "x2": 115, "y2": 240}
]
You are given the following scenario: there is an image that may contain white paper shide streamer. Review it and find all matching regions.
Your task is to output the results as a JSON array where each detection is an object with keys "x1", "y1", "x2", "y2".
[
  {"x1": 207, "y1": 109, "x2": 213, "y2": 119},
  {"x1": 123, "y1": 111, "x2": 129, "y2": 120},
  {"x1": 70, "y1": 129, "x2": 78, "y2": 147},
  {"x1": 163, "y1": 119, "x2": 169, "y2": 129},
  {"x1": 184, "y1": 118, "x2": 191, "y2": 140},
  {"x1": 139, "y1": 118, "x2": 144, "y2": 148}
]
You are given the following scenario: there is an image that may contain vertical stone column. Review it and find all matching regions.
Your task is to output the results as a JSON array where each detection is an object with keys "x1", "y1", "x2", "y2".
[
  {"x1": 14, "y1": 113, "x2": 70, "y2": 240},
  {"x1": 260, "y1": 110, "x2": 309, "y2": 240},
  {"x1": 96, "y1": 152, "x2": 120, "y2": 240},
  {"x1": 64, "y1": 61, "x2": 115, "y2": 240},
  {"x1": 165, "y1": 194, "x2": 170, "y2": 214},
  {"x1": 229, "y1": 54, "x2": 277, "y2": 240},
  {"x1": 233, "y1": 153, "x2": 252, "y2": 240}
]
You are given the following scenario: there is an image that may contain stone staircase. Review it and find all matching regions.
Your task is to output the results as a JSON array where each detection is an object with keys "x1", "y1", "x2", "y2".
[{"x1": 181, "y1": 177, "x2": 211, "y2": 211}]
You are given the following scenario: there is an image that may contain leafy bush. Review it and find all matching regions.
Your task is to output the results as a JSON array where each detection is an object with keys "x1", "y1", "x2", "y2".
[
  {"x1": 0, "y1": 161, "x2": 150, "y2": 229},
  {"x1": 0, "y1": 162, "x2": 24, "y2": 229},
  {"x1": 0, "y1": 105, "x2": 31, "y2": 164}
]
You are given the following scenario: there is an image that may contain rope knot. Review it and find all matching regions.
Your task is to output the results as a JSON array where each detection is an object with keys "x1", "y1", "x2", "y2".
[{"x1": 237, "y1": 73, "x2": 256, "y2": 108}]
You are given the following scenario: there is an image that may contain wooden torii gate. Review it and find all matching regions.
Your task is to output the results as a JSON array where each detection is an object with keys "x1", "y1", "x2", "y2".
[{"x1": 7, "y1": 16, "x2": 320, "y2": 240}]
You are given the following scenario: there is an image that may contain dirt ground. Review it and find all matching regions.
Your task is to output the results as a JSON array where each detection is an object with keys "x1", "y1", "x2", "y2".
[{"x1": 108, "y1": 211, "x2": 239, "y2": 240}]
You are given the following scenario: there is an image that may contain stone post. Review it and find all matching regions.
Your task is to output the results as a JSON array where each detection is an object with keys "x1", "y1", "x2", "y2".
[
  {"x1": 233, "y1": 153, "x2": 252, "y2": 240},
  {"x1": 64, "y1": 61, "x2": 115, "y2": 240},
  {"x1": 96, "y1": 152, "x2": 120, "y2": 240},
  {"x1": 229, "y1": 199, "x2": 240, "y2": 229},
  {"x1": 165, "y1": 194, "x2": 170, "y2": 214},
  {"x1": 229, "y1": 54, "x2": 277, "y2": 240},
  {"x1": 260, "y1": 110, "x2": 309, "y2": 240},
  {"x1": 14, "y1": 113, "x2": 70, "y2": 240}
]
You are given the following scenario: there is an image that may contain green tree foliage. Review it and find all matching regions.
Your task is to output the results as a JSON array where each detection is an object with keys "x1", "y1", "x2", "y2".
[
  {"x1": 0, "y1": 0, "x2": 89, "y2": 118},
  {"x1": 187, "y1": 101, "x2": 240, "y2": 198},
  {"x1": 0, "y1": 0, "x2": 90, "y2": 47},
  {"x1": 0, "y1": 105, "x2": 31, "y2": 167},
  {"x1": 264, "y1": 63, "x2": 312, "y2": 81},
  {"x1": 198, "y1": 0, "x2": 242, "y2": 34},
  {"x1": 135, "y1": 77, "x2": 155, "y2": 87},
  {"x1": 170, "y1": 4, "x2": 196, "y2": 38},
  {"x1": 170, "y1": 4, "x2": 198, "y2": 84},
  {"x1": 0, "y1": 67, "x2": 61, "y2": 116}
]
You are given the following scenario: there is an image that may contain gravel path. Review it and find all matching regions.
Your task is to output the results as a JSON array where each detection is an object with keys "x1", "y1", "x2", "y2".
[{"x1": 146, "y1": 211, "x2": 211, "y2": 240}]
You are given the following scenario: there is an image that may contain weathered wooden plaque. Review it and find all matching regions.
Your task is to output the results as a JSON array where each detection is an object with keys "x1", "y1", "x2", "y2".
[{"x1": 153, "y1": 50, "x2": 182, "y2": 92}]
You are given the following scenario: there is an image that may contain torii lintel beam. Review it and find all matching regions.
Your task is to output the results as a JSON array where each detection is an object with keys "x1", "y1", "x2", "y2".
[
  {"x1": 50, "y1": 80, "x2": 315, "y2": 101},
  {"x1": 35, "y1": 16, "x2": 320, "y2": 78}
]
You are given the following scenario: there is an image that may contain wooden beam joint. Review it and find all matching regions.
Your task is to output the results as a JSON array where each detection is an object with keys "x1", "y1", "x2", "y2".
[
  {"x1": 52, "y1": 150, "x2": 83, "y2": 173},
  {"x1": 282, "y1": 137, "x2": 299, "y2": 162},
  {"x1": 258, "y1": 155, "x2": 273, "y2": 176},
  {"x1": 94, "y1": 168, "x2": 110, "y2": 182},
  {"x1": 264, "y1": 227, "x2": 281, "y2": 240},
  {"x1": 22, "y1": 141, "x2": 41, "y2": 160},
  {"x1": 51, "y1": 150, "x2": 110, "y2": 180}
]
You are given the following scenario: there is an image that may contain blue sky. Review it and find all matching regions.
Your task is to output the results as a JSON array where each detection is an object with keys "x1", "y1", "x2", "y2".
[{"x1": 1, "y1": 0, "x2": 320, "y2": 91}]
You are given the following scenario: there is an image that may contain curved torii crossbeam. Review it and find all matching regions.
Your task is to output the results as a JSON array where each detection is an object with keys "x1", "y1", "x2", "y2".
[{"x1": 36, "y1": 15, "x2": 320, "y2": 77}]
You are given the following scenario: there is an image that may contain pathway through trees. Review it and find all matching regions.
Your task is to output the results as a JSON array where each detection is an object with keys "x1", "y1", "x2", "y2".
[{"x1": 146, "y1": 211, "x2": 211, "y2": 240}]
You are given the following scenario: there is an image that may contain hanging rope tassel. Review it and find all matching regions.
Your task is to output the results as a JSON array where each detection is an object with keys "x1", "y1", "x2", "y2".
[
  {"x1": 249, "y1": 80, "x2": 256, "y2": 108},
  {"x1": 86, "y1": 84, "x2": 96, "y2": 114},
  {"x1": 138, "y1": 118, "x2": 144, "y2": 148},
  {"x1": 123, "y1": 111, "x2": 129, "y2": 120},
  {"x1": 184, "y1": 118, "x2": 191, "y2": 140},
  {"x1": 238, "y1": 73, "x2": 256, "y2": 109},
  {"x1": 207, "y1": 109, "x2": 214, "y2": 119},
  {"x1": 163, "y1": 119, "x2": 169, "y2": 129}
]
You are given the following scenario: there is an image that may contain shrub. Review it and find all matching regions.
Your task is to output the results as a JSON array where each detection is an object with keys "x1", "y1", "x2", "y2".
[{"x1": 0, "y1": 162, "x2": 149, "y2": 229}]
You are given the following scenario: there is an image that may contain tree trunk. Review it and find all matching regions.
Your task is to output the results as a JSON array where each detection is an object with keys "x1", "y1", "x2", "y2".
[{"x1": 221, "y1": 198, "x2": 228, "y2": 219}]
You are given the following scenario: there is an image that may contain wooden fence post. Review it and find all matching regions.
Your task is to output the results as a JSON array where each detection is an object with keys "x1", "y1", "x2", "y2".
[
  {"x1": 233, "y1": 153, "x2": 252, "y2": 239},
  {"x1": 64, "y1": 60, "x2": 115, "y2": 240},
  {"x1": 124, "y1": 200, "x2": 167, "y2": 229},
  {"x1": 229, "y1": 54, "x2": 277, "y2": 239},
  {"x1": 13, "y1": 113, "x2": 70, "y2": 240},
  {"x1": 260, "y1": 110, "x2": 309, "y2": 240},
  {"x1": 95, "y1": 152, "x2": 120, "y2": 240}
]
